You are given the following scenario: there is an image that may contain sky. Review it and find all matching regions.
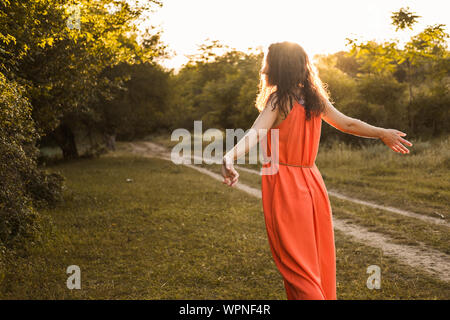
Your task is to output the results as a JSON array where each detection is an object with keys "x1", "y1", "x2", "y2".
[{"x1": 143, "y1": 0, "x2": 450, "y2": 71}]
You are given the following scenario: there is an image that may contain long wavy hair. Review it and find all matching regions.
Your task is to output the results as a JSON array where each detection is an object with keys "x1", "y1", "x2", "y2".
[{"x1": 255, "y1": 41, "x2": 330, "y2": 121}]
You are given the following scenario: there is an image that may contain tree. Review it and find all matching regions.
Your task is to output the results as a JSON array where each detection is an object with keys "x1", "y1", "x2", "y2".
[
  {"x1": 0, "y1": 0, "x2": 166, "y2": 251},
  {"x1": 97, "y1": 62, "x2": 171, "y2": 140},
  {"x1": 169, "y1": 41, "x2": 262, "y2": 131},
  {"x1": 1, "y1": 0, "x2": 166, "y2": 158},
  {"x1": 345, "y1": 7, "x2": 449, "y2": 136},
  {"x1": 391, "y1": 7, "x2": 421, "y2": 31}
]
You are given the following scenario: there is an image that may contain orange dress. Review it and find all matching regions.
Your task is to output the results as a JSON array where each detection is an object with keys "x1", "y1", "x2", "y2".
[{"x1": 261, "y1": 99, "x2": 336, "y2": 300}]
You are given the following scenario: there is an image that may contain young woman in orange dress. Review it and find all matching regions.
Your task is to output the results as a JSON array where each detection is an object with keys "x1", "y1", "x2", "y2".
[{"x1": 221, "y1": 41, "x2": 412, "y2": 300}]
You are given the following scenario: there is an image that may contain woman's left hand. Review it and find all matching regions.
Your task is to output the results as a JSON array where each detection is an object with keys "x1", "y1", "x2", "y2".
[
  {"x1": 222, "y1": 155, "x2": 239, "y2": 187},
  {"x1": 379, "y1": 128, "x2": 413, "y2": 154}
]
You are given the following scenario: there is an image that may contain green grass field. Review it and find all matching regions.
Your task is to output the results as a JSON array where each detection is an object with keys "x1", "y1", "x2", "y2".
[{"x1": 1, "y1": 153, "x2": 449, "y2": 299}]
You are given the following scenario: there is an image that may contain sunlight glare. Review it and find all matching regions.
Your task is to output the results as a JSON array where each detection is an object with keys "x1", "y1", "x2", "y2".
[{"x1": 147, "y1": 0, "x2": 449, "y2": 70}]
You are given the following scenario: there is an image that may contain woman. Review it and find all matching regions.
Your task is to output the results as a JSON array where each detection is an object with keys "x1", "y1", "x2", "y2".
[{"x1": 221, "y1": 41, "x2": 412, "y2": 300}]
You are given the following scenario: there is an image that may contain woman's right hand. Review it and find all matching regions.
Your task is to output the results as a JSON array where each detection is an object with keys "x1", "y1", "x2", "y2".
[
  {"x1": 379, "y1": 129, "x2": 413, "y2": 154},
  {"x1": 222, "y1": 155, "x2": 239, "y2": 187}
]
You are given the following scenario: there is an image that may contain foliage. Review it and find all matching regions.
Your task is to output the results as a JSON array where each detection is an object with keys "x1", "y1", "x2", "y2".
[
  {"x1": 97, "y1": 62, "x2": 171, "y2": 140},
  {"x1": 391, "y1": 7, "x2": 421, "y2": 31},
  {"x1": 0, "y1": 73, "x2": 63, "y2": 249},
  {"x1": 167, "y1": 41, "x2": 262, "y2": 130},
  {"x1": 337, "y1": 7, "x2": 449, "y2": 139},
  {"x1": 0, "y1": 0, "x2": 165, "y2": 251},
  {"x1": 1, "y1": 0, "x2": 166, "y2": 156}
]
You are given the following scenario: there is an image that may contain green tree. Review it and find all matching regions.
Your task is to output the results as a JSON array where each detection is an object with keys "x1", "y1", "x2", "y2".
[
  {"x1": 97, "y1": 62, "x2": 171, "y2": 140},
  {"x1": 168, "y1": 41, "x2": 262, "y2": 131},
  {"x1": 345, "y1": 7, "x2": 449, "y2": 136},
  {"x1": 0, "y1": 0, "x2": 165, "y2": 251}
]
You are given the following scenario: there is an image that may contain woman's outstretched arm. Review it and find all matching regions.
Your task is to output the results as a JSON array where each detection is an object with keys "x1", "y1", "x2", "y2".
[
  {"x1": 221, "y1": 102, "x2": 279, "y2": 187},
  {"x1": 321, "y1": 100, "x2": 413, "y2": 154}
]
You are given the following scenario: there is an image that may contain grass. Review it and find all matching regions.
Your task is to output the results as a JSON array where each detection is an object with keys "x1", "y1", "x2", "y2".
[
  {"x1": 0, "y1": 154, "x2": 449, "y2": 299},
  {"x1": 0, "y1": 156, "x2": 284, "y2": 299}
]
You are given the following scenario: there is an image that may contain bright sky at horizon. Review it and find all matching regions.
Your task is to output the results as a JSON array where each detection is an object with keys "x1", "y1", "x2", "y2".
[{"x1": 144, "y1": 0, "x2": 449, "y2": 71}]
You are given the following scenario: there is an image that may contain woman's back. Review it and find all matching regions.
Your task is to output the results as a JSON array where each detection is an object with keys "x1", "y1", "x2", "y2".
[{"x1": 265, "y1": 98, "x2": 322, "y2": 167}]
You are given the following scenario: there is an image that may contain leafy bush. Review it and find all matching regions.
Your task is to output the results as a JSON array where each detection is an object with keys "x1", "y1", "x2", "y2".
[{"x1": 0, "y1": 74, "x2": 63, "y2": 250}]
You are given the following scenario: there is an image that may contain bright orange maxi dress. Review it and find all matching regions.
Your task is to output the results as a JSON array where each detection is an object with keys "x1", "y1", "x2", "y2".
[{"x1": 261, "y1": 98, "x2": 337, "y2": 300}]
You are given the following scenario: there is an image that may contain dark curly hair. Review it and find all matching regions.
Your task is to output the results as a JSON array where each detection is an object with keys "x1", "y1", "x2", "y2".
[{"x1": 255, "y1": 41, "x2": 330, "y2": 121}]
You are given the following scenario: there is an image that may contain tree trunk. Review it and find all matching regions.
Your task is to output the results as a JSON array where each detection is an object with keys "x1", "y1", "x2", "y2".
[
  {"x1": 104, "y1": 132, "x2": 116, "y2": 151},
  {"x1": 54, "y1": 122, "x2": 79, "y2": 159}
]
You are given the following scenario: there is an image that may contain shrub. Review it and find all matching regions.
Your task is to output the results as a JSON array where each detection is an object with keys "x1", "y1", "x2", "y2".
[{"x1": 0, "y1": 74, "x2": 63, "y2": 250}]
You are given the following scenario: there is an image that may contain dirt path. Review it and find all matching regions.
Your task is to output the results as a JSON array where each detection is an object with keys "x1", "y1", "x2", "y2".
[{"x1": 127, "y1": 141, "x2": 450, "y2": 282}]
